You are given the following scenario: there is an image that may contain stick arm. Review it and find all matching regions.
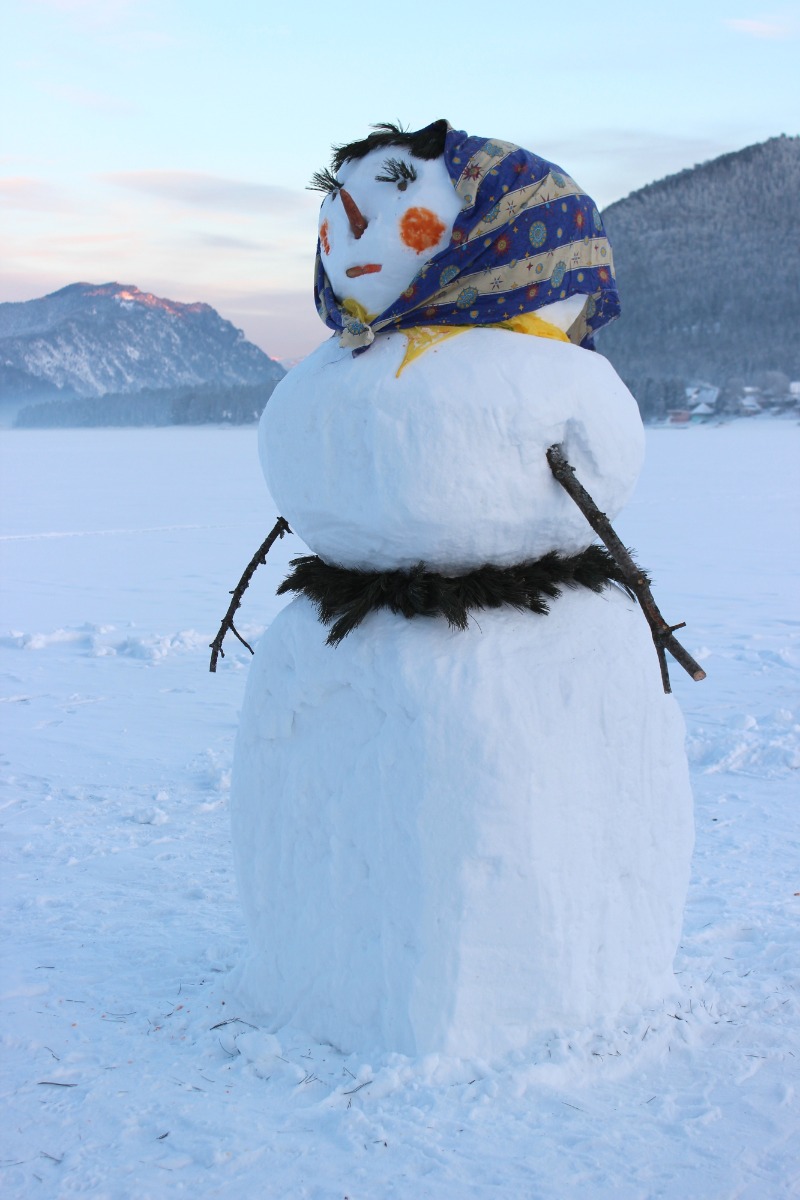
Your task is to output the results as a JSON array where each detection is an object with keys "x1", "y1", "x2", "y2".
[
  {"x1": 209, "y1": 516, "x2": 292, "y2": 673},
  {"x1": 546, "y1": 444, "x2": 706, "y2": 694}
]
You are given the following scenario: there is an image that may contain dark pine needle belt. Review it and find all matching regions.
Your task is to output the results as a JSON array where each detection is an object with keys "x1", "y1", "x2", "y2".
[{"x1": 278, "y1": 546, "x2": 634, "y2": 645}]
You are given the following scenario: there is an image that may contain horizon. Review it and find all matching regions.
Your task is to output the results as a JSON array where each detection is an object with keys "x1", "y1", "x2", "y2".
[{"x1": 3, "y1": 0, "x2": 799, "y2": 360}]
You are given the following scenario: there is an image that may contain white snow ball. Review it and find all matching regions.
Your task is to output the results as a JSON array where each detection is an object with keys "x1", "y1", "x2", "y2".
[{"x1": 261, "y1": 328, "x2": 644, "y2": 571}]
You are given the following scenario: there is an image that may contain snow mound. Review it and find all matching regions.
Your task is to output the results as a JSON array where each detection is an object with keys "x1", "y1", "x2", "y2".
[{"x1": 1, "y1": 623, "x2": 211, "y2": 661}]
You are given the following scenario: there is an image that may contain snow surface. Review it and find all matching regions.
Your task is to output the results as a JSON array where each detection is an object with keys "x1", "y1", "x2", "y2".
[{"x1": 1, "y1": 421, "x2": 799, "y2": 1197}]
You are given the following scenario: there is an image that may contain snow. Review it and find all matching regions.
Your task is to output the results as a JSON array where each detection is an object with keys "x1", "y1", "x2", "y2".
[
  {"x1": 263, "y1": 330, "x2": 644, "y2": 570},
  {"x1": 1, "y1": 421, "x2": 799, "y2": 1197}
]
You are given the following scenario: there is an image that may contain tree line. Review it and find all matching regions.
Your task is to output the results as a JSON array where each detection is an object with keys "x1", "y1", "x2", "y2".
[{"x1": 14, "y1": 380, "x2": 279, "y2": 428}]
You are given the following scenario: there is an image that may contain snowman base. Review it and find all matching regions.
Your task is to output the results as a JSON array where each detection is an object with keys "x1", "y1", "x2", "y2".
[{"x1": 230, "y1": 586, "x2": 694, "y2": 1061}]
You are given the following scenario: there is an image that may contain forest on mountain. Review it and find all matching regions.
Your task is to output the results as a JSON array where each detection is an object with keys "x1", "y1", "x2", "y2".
[{"x1": 598, "y1": 136, "x2": 800, "y2": 397}]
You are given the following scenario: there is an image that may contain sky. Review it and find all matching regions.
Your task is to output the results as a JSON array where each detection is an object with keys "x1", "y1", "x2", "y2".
[{"x1": 2, "y1": 0, "x2": 799, "y2": 362}]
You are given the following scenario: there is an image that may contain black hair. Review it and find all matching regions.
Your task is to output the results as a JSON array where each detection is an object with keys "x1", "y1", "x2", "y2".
[
  {"x1": 307, "y1": 166, "x2": 342, "y2": 194},
  {"x1": 331, "y1": 120, "x2": 449, "y2": 173},
  {"x1": 375, "y1": 157, "x2": 418, "y2": 186}
]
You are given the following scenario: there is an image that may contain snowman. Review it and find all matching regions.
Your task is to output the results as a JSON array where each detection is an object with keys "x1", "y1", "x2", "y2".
[{"x1": 229, "y1": 121, "x2": 694, "y2": 1060}]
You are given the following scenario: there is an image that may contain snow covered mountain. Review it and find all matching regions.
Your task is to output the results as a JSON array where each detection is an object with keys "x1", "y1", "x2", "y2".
[
  {"x1": 0, "y1": 282, "x2": 284, "y2": 399},
  {"x1": 598, "y1": 136, "x2": 800, "y2": 392}
]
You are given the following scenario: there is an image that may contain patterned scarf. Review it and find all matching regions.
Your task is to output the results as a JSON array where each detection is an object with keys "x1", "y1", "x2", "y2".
[{"x1": 314, "y1": 122, "x2": 620, "y2": 352}]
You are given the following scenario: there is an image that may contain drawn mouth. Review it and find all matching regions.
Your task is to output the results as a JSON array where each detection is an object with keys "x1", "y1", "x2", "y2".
[{"x1": 346, "y1": 264, "x2": 382, "y2": 278}]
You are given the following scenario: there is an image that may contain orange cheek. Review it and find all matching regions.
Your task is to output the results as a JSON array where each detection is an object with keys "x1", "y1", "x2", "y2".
[
  {"x1": 399, "y1": 207, "x2": 447, "y2": 254},
  {"x1": 320, "y1": 220, "x2": 331, "y2": 256}
]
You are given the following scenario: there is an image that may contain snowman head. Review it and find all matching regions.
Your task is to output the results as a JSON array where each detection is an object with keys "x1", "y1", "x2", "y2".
[
  {"x1": 311, "y1": 121, "x2": 461, "y2": 319},
  {"x1": 313, "y1": 121, "x2": 621, "y2": 351}
]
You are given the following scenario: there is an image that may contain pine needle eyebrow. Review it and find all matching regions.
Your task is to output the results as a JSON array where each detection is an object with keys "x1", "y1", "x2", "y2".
[
  {"x1": 307, "y1": 167, "x2": 342, "y2": 194},
  {"x1": 375, "y1": 158, "x2": 418, "y2": 186}
]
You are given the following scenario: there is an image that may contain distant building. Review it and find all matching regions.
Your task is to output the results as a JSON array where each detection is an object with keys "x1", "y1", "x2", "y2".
[{"x1": 685, "y1": 383, "x2": 720, "y2": 410}]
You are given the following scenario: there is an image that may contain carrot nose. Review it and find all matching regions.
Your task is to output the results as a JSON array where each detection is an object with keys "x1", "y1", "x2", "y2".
[{"x1": 340, "y1": 188, "x2": 368, "y2": 239}]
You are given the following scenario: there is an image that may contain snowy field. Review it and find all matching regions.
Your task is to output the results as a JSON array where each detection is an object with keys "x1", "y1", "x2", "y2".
[{"x1": 1, "y1": 419, "x2": 798, "y2": 1199}]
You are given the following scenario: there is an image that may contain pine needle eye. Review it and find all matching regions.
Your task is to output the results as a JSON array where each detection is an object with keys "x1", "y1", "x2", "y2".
[
  {"x1": 375, "y1": 157, "x2": 418, "y2": 191},
  {"x1": 307, "y1": 167, "x2": 342, "y2": 194}
]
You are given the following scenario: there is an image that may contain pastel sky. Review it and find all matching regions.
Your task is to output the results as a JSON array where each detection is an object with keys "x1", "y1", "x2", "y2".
[{"x1": 3, "y1": 0, "x2": 798, "y2": 361}]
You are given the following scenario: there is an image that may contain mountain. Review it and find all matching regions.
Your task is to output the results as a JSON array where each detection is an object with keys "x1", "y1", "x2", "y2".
[
  {"x1": 1, "y1": 282, "x2": 285, "y2": 425},
  {"x1": 0, "y1": 361, "x2": 78, "y2": 407},
  {"x1": 597, "y1": 136, "x2": 800, "y2": 408}
]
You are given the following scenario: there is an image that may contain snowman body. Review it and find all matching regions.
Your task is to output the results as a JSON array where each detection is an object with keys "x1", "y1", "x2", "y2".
[
  {"x1": 261, "y1": 330, "x2": 642, "y2": 571},
  {"x1": 230, "y1": 326, "x2": 694, "y2": 1058}
]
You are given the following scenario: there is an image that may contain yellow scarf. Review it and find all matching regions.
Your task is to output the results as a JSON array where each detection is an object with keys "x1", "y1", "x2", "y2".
[{"x1": 342, "y1": 300, "x2": 570, "y2": 378}]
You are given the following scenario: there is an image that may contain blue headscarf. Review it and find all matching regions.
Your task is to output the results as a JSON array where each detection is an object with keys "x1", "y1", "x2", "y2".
[{"x1": 314, "y1": 123, "x2": 620, "y2": 351}]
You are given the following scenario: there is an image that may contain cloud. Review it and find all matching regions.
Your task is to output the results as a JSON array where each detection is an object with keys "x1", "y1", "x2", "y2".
[
  {"x1": 103, "y1": 171, "x2": 315, "y2": 217},
  {"x1": 724, "y1": 16, "x2": 797, "y2": 38},
  {"x1": 193, "y1": 233, "x2": 271, "y2": 252},
  {"x1": 0, "y1": 272, "x2": 72, "y2": 305},
  {"x1": 26, "y1": 0, "x2": 174, "y2": 46},
  {"x1": 27, "y1": 0, "x2": 137, "y2": 24},
  {"x1": 0, "y1": 177, "x2": 72, "y2": 212},
  {"x1": 42, "y1": 83, "x2": 136, "y2": 115},
  {"x1": 0, "y1": 230, "x2": 141, "y2": 282},
  {"x1": 530, "y1": 129, "x2": 739, "y2": 207},
  {"x1": 206, "y1": 288, "x2": 326, "y2": 362}
]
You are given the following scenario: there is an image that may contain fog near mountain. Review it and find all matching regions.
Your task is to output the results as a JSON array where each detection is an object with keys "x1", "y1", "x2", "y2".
[
  {"x1": 13, "y1": 380, "x2": 275, "y2": 429},
  {"x1": 597, "y1": 136, "x2": 800, "y2": 405},
  {"x1": 1, "y1": 283, "x2": 284, "y2": 426}
]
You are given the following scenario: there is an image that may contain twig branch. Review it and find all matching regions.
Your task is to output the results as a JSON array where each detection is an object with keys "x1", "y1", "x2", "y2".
[
  {"x1": 546, "y1": 444, "x2": 706, "y2": 694},
  {"x1": 209, "y1": 516, "x2": 292, "y2": 673}
]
